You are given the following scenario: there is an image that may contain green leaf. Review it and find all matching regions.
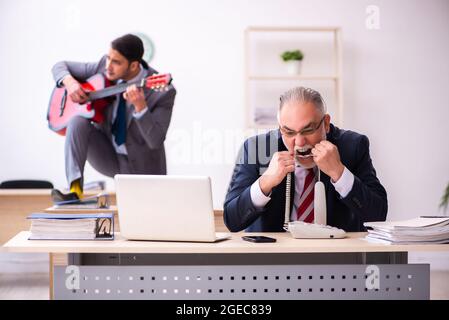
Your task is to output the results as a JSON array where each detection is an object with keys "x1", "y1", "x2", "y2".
[
  {"x1": 440, "y1": 182, "x2": 449, "y2": 213},
  {"x1": 281, "y1": 50, "x2": 304, "y2": 61}
]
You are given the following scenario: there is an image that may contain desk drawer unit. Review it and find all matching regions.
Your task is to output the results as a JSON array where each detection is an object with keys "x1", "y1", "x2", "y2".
[{"x1": 53, "y1": 253, "x2": 429, "y2": 300}]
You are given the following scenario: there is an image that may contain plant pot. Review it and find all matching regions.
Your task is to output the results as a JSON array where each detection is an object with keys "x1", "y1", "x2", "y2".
[{"x1": 285, "y1": 60, "x2": 302, "y2": 75}]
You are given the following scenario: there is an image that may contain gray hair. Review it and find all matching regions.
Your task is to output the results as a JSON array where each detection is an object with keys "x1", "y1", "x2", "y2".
[{"x1": 279, "y1": 87, "x2": 326, "y2": 114}]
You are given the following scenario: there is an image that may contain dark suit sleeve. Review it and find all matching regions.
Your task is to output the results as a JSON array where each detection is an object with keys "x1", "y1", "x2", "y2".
[
  {"x1": 341, "y1": 135, "x2": 388, "y2": 223},
  {"x1": 134, "y1": 86, "x2": 176, "y2": 149},
  {"x1": 51, "y1": 55, "x2": 107, "y2": 86},
  {"x1": 223, "y1": 139, "x2": 267, "y2": 232}
]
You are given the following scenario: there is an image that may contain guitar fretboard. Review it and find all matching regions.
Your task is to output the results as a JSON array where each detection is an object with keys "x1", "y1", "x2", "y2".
[{"x1": 88, "y1": 79, "x2": 144, "y2": 101}]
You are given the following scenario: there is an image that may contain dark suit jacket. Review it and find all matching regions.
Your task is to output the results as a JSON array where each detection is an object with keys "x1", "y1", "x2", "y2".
[
  {"x1": 223, "y1": 124, "x2": 388, "y2": 232},
  {"x1": 52, "y1": 55, "x2": 176, "y2": 175}
]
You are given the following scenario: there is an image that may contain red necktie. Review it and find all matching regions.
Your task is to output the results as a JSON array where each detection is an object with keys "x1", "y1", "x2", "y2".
[{"x1": 296, "y1": 168, "x2": 316, "y2": 223}]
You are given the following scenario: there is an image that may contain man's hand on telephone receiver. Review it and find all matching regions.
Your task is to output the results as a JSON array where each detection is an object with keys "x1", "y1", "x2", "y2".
[
  {"x1": 259, "y1": 151, "x2": 295, "y2": 196},
  {"x1": 311, "y1": 141, "x2": 345, "y2": 183}
]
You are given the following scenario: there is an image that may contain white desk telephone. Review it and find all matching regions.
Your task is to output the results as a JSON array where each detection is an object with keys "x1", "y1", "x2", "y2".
[{"x1": 283, "y1": 146, "x2": 346, "y2": 239}]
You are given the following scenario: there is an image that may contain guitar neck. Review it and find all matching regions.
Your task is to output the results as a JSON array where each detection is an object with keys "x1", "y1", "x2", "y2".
[{"x1": 88, "y1": 79, "x2": 143, "y2": 101}]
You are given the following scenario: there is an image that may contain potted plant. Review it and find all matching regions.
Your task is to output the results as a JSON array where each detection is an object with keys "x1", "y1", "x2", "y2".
[{"x1": 281, "y1": 50, "x2": 304, "y2": 75}]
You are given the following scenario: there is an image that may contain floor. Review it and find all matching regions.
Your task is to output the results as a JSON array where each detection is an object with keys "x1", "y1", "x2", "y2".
[
  {"x1": 0, "y1": 273, "x2": 49, "y2": 300},
  {"x1": 1, "y1": 271, "x2": 448, "y2": 300}
]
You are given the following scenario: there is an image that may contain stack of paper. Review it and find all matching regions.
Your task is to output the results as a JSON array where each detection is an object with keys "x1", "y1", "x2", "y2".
[
  {"x1": 52, "y1": 192, "x2": 110, "y2": 209},
  {"x1": 27, "y1": 213, "x2": 114, "y2": 240},
  {"x1": 364, "y1": 217, "x2": 449, "y2": 244}
]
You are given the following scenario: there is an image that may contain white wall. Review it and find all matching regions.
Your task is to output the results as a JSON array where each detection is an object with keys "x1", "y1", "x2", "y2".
[{"x1": 1, "y1": 0, "x2": 448, "y2": 219}]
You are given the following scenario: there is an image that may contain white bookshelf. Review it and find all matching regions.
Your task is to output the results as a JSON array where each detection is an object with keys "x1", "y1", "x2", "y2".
[{"x1": 245, "y1": 26, "x2": 343, "y2": 128}]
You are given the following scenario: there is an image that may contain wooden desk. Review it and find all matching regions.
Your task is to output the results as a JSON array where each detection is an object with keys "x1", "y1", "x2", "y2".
[
  {"x1": 4, "y1": 231, "x2": 449, "y2": 254},
  {"x1": 4, "y1": 231, "x2": 447, "y2": 300}
]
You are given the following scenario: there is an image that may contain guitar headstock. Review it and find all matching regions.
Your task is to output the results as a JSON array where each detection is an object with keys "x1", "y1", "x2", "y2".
[{"x1": 143, "y1": 73, "x2": 173, "y2": 92}]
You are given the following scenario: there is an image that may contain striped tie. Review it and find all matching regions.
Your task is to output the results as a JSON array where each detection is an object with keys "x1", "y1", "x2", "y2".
[{"x1": 296, "y1": 168, "x2": 316, "y2": 223}]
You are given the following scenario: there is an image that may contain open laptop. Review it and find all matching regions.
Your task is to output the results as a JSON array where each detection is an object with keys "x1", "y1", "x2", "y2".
[{"x1": 114, "y1": 174, "x2": 230, "y2": 242}]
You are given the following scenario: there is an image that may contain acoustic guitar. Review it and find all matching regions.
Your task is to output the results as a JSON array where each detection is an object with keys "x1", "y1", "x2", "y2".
[{"x1": 47, "y1": 73, "x2": 172, "y2": 135}]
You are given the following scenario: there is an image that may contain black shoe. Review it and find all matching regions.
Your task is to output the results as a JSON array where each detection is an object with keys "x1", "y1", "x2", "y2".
[{"x1": 51, "y1": 189, "x2": 79, "y2": 203}]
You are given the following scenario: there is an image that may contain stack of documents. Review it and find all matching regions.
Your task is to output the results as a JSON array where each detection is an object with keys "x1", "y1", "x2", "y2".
[
  {"x1": 364, "y1": 216, "x2": 449, "y2": 244},
  {"x1": 52, "y1": 192, "x2": 110, "y2": 209},
  {"x1": 28, "y1": 213, "x2": 114, "y2": 240}
]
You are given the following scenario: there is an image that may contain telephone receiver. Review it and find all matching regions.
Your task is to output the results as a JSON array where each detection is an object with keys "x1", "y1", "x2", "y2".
[
  {"x1": 283, "y1": 149, "x2": 347, "y2": 239},
  {"x1": 314, "y1": 179, "x2": 327, "y2": 225},
  {"x1": 283, "y1": 156, "x2": 327, "y2": 230}
]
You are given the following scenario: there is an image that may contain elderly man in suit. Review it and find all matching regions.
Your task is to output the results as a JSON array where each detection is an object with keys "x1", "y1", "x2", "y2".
[
  {"x1": 51, "y1": 34, "x2": 176, "y2": 200},
  {"x1": 224, "y1": 87, "x2": 387, "y2": 232}
]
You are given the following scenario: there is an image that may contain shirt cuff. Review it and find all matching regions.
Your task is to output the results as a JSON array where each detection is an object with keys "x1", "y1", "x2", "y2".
[
  {"x1": 133, "y1": 106, "x2": 148, "y2": 119},
  {"x1": 250, "y1": 178, "x2": 272, "y2": 210},
  {"x1": 331, "y1": 166, "x2": 355, "y2": 198}
]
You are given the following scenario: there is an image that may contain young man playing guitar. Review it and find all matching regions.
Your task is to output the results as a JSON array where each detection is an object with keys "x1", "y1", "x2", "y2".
[{"x1": 51, "y1": 34, "x2": 176, "y2": 201}]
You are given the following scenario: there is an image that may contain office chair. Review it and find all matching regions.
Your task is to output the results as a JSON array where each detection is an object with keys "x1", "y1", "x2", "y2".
[{"x1": 0, "y1": 180, "x2": 54, "y2": 189}]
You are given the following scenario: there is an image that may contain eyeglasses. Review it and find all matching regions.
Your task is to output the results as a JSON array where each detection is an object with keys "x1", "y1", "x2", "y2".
[{"x1": 279, "y1": 116, "x2": 325, "y2": 138}]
